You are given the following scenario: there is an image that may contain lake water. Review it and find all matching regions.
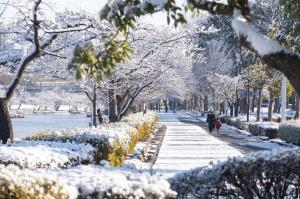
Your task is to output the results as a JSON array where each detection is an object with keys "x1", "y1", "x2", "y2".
[{"x1": 12, "y1": 114, "x2": 91, "y2": 139}]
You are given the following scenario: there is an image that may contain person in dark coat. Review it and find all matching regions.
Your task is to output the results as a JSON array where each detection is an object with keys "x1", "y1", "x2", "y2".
[
  {"x1": 97, "y1": 109, "x2": 103, "y2": 124},
  {"x1": 206, "y1": 111, "x2": 216, "y2": 133}
]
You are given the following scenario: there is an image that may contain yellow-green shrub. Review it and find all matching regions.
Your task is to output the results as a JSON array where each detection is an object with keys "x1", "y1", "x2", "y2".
[
  {"x1": 127, "y1": 129, "x2": 138, "y2": 155},
  {"x1": 137, "y1": 122, "x2": 152, "y2": 141},
  {"x1": 109, "y1": 114, "x2": 157, "y2": 166},
  {"x1": 108, "y1": 141, "x2": 128, "y2": 166}
]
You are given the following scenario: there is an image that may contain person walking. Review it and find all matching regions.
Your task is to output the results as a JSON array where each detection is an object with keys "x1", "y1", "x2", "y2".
[
  {"x1": 206, "y1": 110, "x2": 216, "y2": 133},
  {"x1": 163, "y1": 99, "x2": 168, "y2": 113},
  {"x1": 215, "y1": 118, "x2": 222, "y2": 135}
]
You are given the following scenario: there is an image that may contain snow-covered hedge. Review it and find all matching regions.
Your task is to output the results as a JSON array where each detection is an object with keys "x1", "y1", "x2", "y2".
[
  {"x1": 224, "y1": 117, "x2": 249, "y2": 131},
  {"x1": 0, "y1": 164, "x2": 75, "y2": 199},
  {"x1": 220, "y1": 115, "x2": 230, "y2": 124},
  {"x1": 170, "y1": 147, "x2": 300, "y2": 198},
  {"x1": 249, "y1": 122, "x2": 279, "y2": 138},
  {"x1": 121, "y1": 111, "x2": 158, "y2": 127},
  {"x1": 25, "y1": 112, "x2": 158, "y2": 166},
  {"x1": 0, "y1": 141, "x2": 95, "y2": 168},
  {"x1": 0, "y1": 164, "x2": 175, "y2": 199},
  {"x1": 24, "y1": 128, "x2": 114, "y2": 163},
  {"x1": 279, "y1": 124, "x2": 300, "y2": 145}
]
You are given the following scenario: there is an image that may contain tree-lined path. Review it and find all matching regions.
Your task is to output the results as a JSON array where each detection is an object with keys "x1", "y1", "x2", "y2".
[{"x1": 153, "y1": 113, "x2": 242, "y2": 177}]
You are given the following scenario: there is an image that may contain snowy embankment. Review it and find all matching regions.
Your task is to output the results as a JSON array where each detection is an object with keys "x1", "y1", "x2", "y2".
[
  {"x1": 0, "y1": 111, "x2": 174, "y2": 198},
  {"x1": 1, "y1": 112, "x2": 157, "y2": 168}
]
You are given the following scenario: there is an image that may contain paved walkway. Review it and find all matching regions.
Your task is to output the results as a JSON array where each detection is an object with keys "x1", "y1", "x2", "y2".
[{"x1": 153, "y1": 113, "x2": 242, "y2": 177}]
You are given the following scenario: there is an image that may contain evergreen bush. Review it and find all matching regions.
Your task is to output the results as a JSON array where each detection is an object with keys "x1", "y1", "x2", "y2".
[{"x1": 279, "y1": 124, "x2": 300, "y2": 145}]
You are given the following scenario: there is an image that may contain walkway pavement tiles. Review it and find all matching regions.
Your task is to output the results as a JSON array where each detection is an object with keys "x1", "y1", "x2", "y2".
[{"x1": 152, "y1": 113, "x2": 242, "y2": 177}]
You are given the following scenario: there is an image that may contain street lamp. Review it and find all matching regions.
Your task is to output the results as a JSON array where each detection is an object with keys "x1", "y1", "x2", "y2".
[{"x1": 281, "y1": 76, "x2": 286, "y2": 123}]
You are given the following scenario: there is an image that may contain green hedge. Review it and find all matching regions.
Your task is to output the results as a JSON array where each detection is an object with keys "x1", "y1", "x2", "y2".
[
  {"x1": 279, "y1": 124, "x2": 300, "y2": 145},
  {"x1": 248, "y1": 122, "x2": 279, "y2": 139}
]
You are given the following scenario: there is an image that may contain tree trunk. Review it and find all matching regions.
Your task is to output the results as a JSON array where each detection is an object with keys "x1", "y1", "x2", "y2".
[
  {"x1": 234, "y1": 91, "x2": 240, "y2": 117},
  {"x1": 228, "y1": 102, "x2": 234, "y2": 117},
  {"x1": 291, "y1": 94, "x2": 296, "y2": 110},
  {"x1": 267, "y1": 97, "x2": 274, "y2": 122},
  {"x1": 17, "y1": 102, "x2": 22, "y2": 110},
  {"x1": 92, "y1": 85, "x2": 97, "y2": 127},
  {"x1": 108, "y1": 88, "x2": 118, "y2": 122},
  {"x1": 273, "y1": 97, "x2": 278, "y2": 113},
  {"x1": 295, "y1": 95, "x2": 300, "y2": 119},
  {"x1": 92, "y1": 99, "x2": 97, "y2": 127},
  {"x1": 199, "y1": 98, "x2": 202, "y2": 111},
  {"x1": 234, "y1": 102, "x2": 239, "y2": 117},
  {"x1": 256, "y1": 89, "x2": 262, "y2": 122},
  {"x1": 204, "y1": 96, "x2": 208, "y2": 111},
  {"x1": 240, "y1": 97, "x2": 247, "y2": 114},
  {"x1": 246, "y1": 87, "x2": 250, "y2": 122},
  {"x1": 173, "y1": 97, "x2": 176, "y2": 112},
  {"x1": 0, "y1": 98, "x2": 13, "y2": 144},
  {"x1": 251, "y1": 89, "x2": 256, "y2": 113},
  {"x1": 169, "y1": 100, "x2": 173, "y2": 111}
]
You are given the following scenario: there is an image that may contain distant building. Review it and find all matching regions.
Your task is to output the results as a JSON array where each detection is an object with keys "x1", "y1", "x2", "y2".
[{"x1": 23, "y1": 81, "x2": 81, "y2": 93}]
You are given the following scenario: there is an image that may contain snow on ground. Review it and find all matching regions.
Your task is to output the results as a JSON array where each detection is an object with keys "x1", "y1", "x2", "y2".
[
  {"x1": 0, "y1": 141, "x2": 95, "y2": 168},
  {"x1": 186, "y1": 112, "x2": 298, "y2": 151},
  {"x1": 153, "y1": 113, "x2": 242, "y2": 177},
  {"x1": 122, "y1": 142, "x2": 152, "y2": 171},
  {"x1": 250, "y1": 121, "x2": 279, "y2": 129},
  {"x1": 238, "y1": 141, "x2": 287, "y2": 150}
]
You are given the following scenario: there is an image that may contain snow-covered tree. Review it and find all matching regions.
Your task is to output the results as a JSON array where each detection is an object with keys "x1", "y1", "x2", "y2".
[
  {"x1": 98, "y1": 0, "x2": 300, "y2": 96},
  {"x1": 0, "y1": 0, "x2": 104, "y2": 143},
  {"x1": 101, "y1": 24, "x2": 193, "y2": 121}
]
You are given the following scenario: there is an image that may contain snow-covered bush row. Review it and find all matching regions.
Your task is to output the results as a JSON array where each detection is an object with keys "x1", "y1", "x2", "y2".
[
  {"x1": 224, "y1": 117, "x2": 249, "y2": 131},
  {"x1": 279, "y1": 124, "x2": 300, "y2": 145},
  {"x1": 0, "y1": 141, "x2": 95, "y2": 169},
  {"x1": 219, "y1": 115, "x2": 229, "y2": 124},
  {"x1": 25, "y1": 128, "x2": 115, "y2": 163},
  {"x1": 170, "y1": 147, "x2": 300, "y2": 199},
  {"x1": 0, "y1": 164, "x2": 74, "y2": 199},
  {"x1": 25, "y1": 112, "x2": 158, "y2": 165},
  {"x1": 0, "y1": 164, "x2": 175, "y2": 199},
  {"x1": 249, "y1": 122, "x2": 279, "y2": 138},
  {"x1": 121, "y1": 111, "x2": 158, "y2": 127}
]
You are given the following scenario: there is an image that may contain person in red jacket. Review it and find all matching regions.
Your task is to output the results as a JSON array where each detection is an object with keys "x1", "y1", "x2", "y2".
[{"x1": 215, "y1": 118, "x2": 222, "y2": 134}]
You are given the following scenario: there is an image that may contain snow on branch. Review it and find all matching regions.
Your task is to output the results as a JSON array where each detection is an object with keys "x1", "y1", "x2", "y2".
[
  {"x1": 231, "y1": 9, "x2": 286, "y2": 57},
  {"x1": 43, "y1": 24, "x2": 93, "y2": 34}
]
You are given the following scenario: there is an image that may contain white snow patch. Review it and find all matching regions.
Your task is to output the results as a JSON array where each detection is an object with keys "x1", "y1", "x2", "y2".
[
  {"x1": 34, "y1": 165, "x2": 176, "y2": 198},
  {"x1": 0, "y1": 141, "x2": 95, "y2": 168},
  {"x1": 231, "y1": 9, "x2": 286, "y2": 56}
]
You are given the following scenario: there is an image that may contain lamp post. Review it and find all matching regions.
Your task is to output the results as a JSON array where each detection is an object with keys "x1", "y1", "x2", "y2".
[{"x1": 281, "y1": 76, "x2": 286, "y2": 123}]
